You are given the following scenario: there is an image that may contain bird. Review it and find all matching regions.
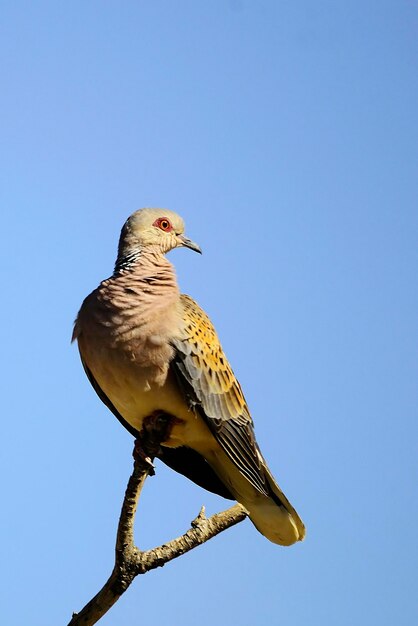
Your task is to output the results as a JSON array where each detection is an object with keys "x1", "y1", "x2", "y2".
[{"x1": 73, "y1": 208, "x2": 305, "y2": 546}]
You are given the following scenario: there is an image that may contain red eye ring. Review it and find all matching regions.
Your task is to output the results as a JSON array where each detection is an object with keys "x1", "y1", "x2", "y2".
[{"x1": 153, "y1": 217, "x2": 173, "y2": 232}]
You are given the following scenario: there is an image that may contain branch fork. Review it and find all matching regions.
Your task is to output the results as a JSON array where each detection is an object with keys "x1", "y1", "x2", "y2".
[{"x1": 68, "y1": 422, "x2": 247, "y2": 626}]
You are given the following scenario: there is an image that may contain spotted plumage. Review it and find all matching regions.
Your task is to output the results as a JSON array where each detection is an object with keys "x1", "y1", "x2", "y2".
[{"x1": 173, "y1": 295, "x2": 268, "y2": 496}]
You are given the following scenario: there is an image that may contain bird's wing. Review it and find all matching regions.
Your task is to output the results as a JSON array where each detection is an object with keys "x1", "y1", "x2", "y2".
[{"x1": 171, "y1": 294, "x2": 270, "y2": 496}]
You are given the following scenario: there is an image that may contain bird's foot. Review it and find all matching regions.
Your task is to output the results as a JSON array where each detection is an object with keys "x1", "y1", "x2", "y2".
[
  {"x1": 133, "y1": 412, "x2": 175, "y2": 474},
  {"x1": 133, "y1": 438, "x2": 156, "y2": 475},
  {"x1": 143, "y1": 410, "x2": 174, "y2": 437}
]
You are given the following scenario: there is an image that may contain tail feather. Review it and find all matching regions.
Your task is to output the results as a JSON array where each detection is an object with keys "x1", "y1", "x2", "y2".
[
  {"x1": 247, "y1": 461, "x2": 306, "y2": 546},
  {"x1": 208, "y1": 448, "x2": 305, "y2": 546}
]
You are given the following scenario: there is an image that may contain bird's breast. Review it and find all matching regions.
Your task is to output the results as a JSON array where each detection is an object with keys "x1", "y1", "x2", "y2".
[
  {"x1": 75, "y1": 282, "x2": 215, "y2": 451},
  {"x1": 77, "y1": 321, "x2": 214, "y2": 452}
]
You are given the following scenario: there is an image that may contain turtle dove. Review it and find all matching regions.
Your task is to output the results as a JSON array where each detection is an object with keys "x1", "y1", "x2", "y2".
[{"x1": 73, "y1": 208, "x2": 305, "y2": 546}]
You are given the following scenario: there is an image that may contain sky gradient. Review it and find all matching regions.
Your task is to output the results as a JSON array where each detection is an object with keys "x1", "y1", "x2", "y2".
[{"x1": 1, "y1": 2, "x2": 417, "y2": 625}]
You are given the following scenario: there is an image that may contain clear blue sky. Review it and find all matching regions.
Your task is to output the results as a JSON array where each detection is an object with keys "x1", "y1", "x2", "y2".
[{"x1": 1, "y1": 2, "x2": 417, "y2": 625}]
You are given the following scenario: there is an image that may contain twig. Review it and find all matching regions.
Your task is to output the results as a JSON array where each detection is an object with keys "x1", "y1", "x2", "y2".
[{"x1": 68, "y1": 425, "x2": 247, "y2": 626}]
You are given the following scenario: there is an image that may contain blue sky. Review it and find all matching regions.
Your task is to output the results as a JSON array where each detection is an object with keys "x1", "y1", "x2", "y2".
[{"x1": 1, "y1": 2, "x2": 417, "y2": 625}]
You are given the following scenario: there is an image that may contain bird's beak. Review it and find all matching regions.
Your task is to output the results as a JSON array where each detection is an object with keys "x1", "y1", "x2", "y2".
[{"x1": 177, "y1": 234, "x2": 202, "y2": 254}]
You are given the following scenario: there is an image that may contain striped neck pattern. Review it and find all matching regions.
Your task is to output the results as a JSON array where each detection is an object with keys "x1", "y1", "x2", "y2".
[{"x1": 113, "y1": 249, "x2": 142, "y2": 274}]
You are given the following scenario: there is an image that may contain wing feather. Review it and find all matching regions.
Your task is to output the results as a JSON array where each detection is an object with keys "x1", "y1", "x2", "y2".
[{"x1": 172, "y1": 295, "x2": 269, "y2": 496}]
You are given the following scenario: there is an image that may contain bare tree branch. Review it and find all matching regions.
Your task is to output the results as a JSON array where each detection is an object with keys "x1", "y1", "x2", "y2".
[{"x1": 68, "y1": 422, "x2": 247, "y2": 626}]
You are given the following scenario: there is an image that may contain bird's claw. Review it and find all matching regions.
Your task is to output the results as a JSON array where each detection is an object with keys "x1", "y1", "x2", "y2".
[{"x1": 133, "y1": 438, "x2": 156, "y2": 475}]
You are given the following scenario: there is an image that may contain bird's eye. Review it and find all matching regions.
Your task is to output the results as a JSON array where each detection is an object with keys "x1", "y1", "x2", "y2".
[{"x1": 153, "y1": 217, "x2": 173, "y2": 232}]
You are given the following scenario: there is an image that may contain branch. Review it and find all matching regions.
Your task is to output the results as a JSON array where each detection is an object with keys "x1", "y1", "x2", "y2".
[{"x1": 68, "y1": 422, "x2": 247, "y2": 626}]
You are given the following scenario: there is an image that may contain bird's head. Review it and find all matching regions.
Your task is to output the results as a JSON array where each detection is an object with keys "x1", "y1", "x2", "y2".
[{"x1": 115, "y1": 208, "x2": 201, "y2": 272}]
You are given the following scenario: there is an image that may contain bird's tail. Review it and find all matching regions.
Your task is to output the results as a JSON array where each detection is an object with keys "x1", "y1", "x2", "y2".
[
  {"x1": 208, "y1": 449, "x2": 305, "y2": 546},
  {"x1": 243, "y1": 461, "x2": 306, "y2": 546}
]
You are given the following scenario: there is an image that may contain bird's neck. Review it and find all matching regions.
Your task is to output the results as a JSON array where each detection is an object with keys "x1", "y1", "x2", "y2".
[
  {"x1": 109, "y1": 246, "x2": 179, "y2": 301},
  {"x1": 113, "y1": 248, "x2": 142, "y2": 274},
  {"x1": 114, "y1": 245, "x2": 167, "y2": 276}
]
